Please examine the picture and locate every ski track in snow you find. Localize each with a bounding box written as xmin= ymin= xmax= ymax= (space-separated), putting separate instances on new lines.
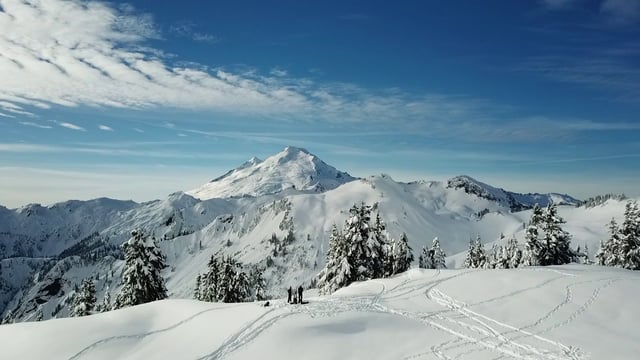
xmin=66 ymin=304 xmax=244 ymax=360
xmin=396 ymin=270 xmax=585 ymax=360
xmin=441 ymin=276 xmax=613 ymax=358
xmin=199 ymin=282 xmax=388 ymax=360
xmin=65 ymin=270 xmax=629 ymax=360
xmin=426 ymin=288 xmax=581 ymax=360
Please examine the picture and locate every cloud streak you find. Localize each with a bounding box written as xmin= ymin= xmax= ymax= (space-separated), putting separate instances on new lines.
xmin=601 ymin=0 xmax=640 ymax=24
xmin=59 ymin=122 xmax=85 ymax=131
xmin=169 ymin=22 xmax=219 ymax=44
xmin=0 ymin=142 xmax=248 ymax=160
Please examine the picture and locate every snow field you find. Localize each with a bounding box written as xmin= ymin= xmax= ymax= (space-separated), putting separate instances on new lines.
xmin=1 ymin=265 xmax=638 ymax=360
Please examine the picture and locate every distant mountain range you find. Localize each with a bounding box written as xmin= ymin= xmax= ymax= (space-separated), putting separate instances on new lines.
xmin=0 ymin=146 xmax=628 ymax=323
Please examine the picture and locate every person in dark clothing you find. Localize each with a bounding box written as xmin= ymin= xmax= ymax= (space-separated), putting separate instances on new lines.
xmin=298 ymin=285 xmax=303 ymax=304
xmin=287 ymin=286 xmax=292 ymax=303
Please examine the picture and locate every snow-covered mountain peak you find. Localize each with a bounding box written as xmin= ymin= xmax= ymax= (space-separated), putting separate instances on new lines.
xmin=187 ymin=146 xmax=356 ymax=200
xmin=447 ymin=175 xmax=580 ymax=211
xmin=240 ymin=156 xmax=263 ymax=169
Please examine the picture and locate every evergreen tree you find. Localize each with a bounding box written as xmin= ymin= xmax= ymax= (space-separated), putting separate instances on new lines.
xmin=521 ymin=204 xmax=544 ymax=266
xmin=463 ymin=238 xmax=475 ymax=268
xmin=317 ymin=204 xmax=392 ymax=294
xmin=217 ymin=256 xmax=250 ymax=303
xmin=71 ymin=278 xmax=96 ymax=317
xmin=344 ymin=204 xmax=385 ymax=280
xmin=538 ymin=203 xmax=574 ymax=265
xmin=194 ymin=274 xmax=202 ymax=300
xmin=200 ymin=255 xmax=221 ymax=302
xmin=464 ymin=234 xmax=487 ymax=268
xmin=418 ymin=244 xmax=431 ymax=269
xmin=317 ymin=224 xmax=351 ymax=294
xmin=618 ymin=201 xmax=640 ymax=270
xmin=505 ymin=236 xmax=522 ymax=269
xmin=391 ymin=232 xmax=414 ymax=274
xmin=100 ymin=287 xmax=111 ymax=312
xmin=248 ymin=265 xmax=267 ymax=301
xmin=113 ymin=230 xmax=168 ymax=309
xmin=431 ymin=237 xmax=447 ymax=269
xmin=599 ymin=201 xmax=640 ymax=270
xmin=493 ymin=245 xmax=510 ymax=269
xmin=597 ymin=218 xmax=622 ymax=266
xmin=197 ymin=254 xmax=255 ymax=303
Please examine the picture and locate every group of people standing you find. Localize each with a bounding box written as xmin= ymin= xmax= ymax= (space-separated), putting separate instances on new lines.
xmin=287 ymin=285 xmax=304 ymax=304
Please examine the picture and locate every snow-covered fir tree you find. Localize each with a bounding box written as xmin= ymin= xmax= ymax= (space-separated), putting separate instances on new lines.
xmin=194 ymin=274 xmax=202 ymax=301
xmin=249 ymin=265 xmax=267 ymax=301
xmin=597 ymin=201 xmax=640 ymax=270
xmin=496 ymin=245 xmax=511 ymax=269
xmin=71 ymin=278 xmax=96 ymax=317
xmin=418 ymin=244 xmax=431 ymax=269
xmin=506 ymin=236 xmax=522 ymax=269
xmin=316 ymin=224 xmax=351 ymax=294
xmin=200 ymin=255 xmax=221 ymax=302
xmin=521 ymin=204 xmax=573 ymax=266
xmin=317 ymin=204 xmax=392 ymax=294
xmin=618 ymin=200 xmax=640 ymax=269
xmin=431 ymin=237 xmax=447 ymax=269
xmin=597 ymin=218 xmax=622 ymax=266
xmin=538 ymin=203 xmax=574 ymax=265
xmin=345 ymin=204 xmax=386 ymax=281
xmin=217 ymin=256 xmax=250 ymax=303
xmin=521 ymin=204 xmax=544 ymax=266
xmin=463 ymin=234 xmax=487 ymax=269
xmin=100 ymin=287 xmax=111 ymax=312
xmin=196 ymin=254 xmax=260 ymax=302
xmin=391 ymin=232 xmax=414 ymax=275
xmin=113 ymin=230 xmax=168 ymax=309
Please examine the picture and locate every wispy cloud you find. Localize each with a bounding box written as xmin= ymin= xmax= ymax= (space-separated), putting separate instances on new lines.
xmin=19 ymin=121 xmax=53 ymax=129
xmin=540 ymin=0 xmax=578 ymax=10
xmin=99 ymin=124 xmax=114 ymax=131
xmin=540 ymin=0 xmax=640 ymax=24
xmin=601 ymin=0 xmax=640 ymax=24
xmin=519 ymin=50 xmax=640 ymax=101
xmin=269 ymin=68 xmax=288 ymax=77
xmin=521 ymin=153 xmax=640 ymax=164
xmin=169 ymin=22 xmax=219 ymax=44
xmin=0 ymin=142 xmax=247 ymax=160
xmin=59 ymin=122 xmax=86 ymax=131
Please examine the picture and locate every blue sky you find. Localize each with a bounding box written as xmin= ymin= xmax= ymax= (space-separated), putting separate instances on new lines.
xmin=0 ymin=0 xmax=639 ymax=207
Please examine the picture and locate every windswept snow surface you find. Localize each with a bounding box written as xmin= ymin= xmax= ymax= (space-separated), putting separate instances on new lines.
xmin=187 ymin=146 xmax=356 ymax=199
xmin=1 ymin=265 xmax=638 ymax=360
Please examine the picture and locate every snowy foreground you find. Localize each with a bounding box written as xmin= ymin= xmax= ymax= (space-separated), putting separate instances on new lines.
xmin=1 ymin=265 xmax=638 ymax=360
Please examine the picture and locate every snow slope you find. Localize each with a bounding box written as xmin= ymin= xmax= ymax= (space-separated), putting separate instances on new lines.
xmin=1 ymin=265 xmax=638 ymax=360
xmin=187 ymin=146 xmax=356 ymax=199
